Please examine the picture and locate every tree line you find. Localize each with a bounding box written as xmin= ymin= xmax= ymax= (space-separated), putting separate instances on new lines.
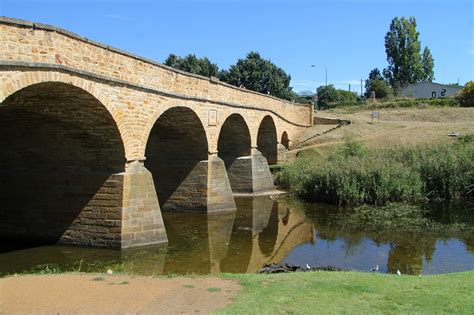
xmin=164 ymin=51 xmax=298 ymax=101
xmin=163 ymin=16 xmax=468 ymax=108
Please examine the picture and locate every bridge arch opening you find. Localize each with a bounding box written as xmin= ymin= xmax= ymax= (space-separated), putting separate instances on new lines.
xmin=257 ymin=115 xmax=278 ymax=165
xmin=281 ymin=131 xmax=289 ymax=149
xmin=145 ymin=107 xmax=209 ymax=212
xmin=217 ymin=114 xmax=251 ymax=165
xmin=217 ymin=114 xmax=252 ymax=192
xmin=0 ymin=82 xmax=126 ymax=248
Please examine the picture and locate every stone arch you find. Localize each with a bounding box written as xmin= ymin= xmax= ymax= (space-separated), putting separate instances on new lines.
xmin=141 ymin=100 xmax=211 ymax=158
xmin=281 ymin=131 xmax=289 ymax=149
xmin=0 ymin=72 xmax=133 ymax=158
xmin=217 ymin=113 xmax=251 ymax=161
xmin=0 ymin=81 xmax=126 ymax=247
xmin=257 ymin=115 xmax=278 ymax=165
xmin=217 ymin=113 xmax=252 ymax=192
xmin=145 ymin=106 xmax=210 ymax=212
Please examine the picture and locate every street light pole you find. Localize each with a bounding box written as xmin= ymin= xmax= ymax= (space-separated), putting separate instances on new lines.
xmin=311 ymin=64 xmax=328 ymax=86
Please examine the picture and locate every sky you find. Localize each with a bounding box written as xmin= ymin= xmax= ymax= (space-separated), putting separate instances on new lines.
xmin=1 ymin=0 xmax=473 ymax=94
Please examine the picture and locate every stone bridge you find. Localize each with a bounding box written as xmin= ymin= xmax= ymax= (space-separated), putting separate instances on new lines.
xmin=0 ymin=17 xmax=312 ymax=249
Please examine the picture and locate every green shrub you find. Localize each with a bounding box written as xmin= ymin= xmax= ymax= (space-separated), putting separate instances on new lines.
xmin=457 ymin=81 xmax=474 ymax=107
xmin=279 ymin=139 xmax=474 ymax=205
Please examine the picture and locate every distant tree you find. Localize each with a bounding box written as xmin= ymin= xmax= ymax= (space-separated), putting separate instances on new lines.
xmin=370 ymin=79 xmax=392 ymax=99
xmin=384 ymin=17 xmax=432 ymax=91
xmin=368 ymin=68 xmax=384 ymax=82
xmin=336 ymin=89 xmax=358 ymax=104
xmin=421 ymin=46 xmax=435 ymax=82
xmin=457 ymin=81 xmax=474 ymax=107
xmin=316 ymin=85 xmax=338 ymax=109
xmin=164 ymin=53 xmax=219 ymax=77
xmin=218 ymin=51 xmax=293 ymax=100
xmin=364 ymin=68 xmax=387 ymax=98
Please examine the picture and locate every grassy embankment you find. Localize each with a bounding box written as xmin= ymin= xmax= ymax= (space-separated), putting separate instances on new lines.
xmin=331 ymin=97 xmax=460 ymax=112
xmin=219 ymin=271 xmax=474 ymax=314
xmin=279 ymin=138 xmax=473 ymax=206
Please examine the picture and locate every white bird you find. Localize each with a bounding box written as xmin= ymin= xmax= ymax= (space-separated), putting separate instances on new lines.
xmin=396 ymin=270 xmax=402 ymax=276
xmin=306 ymin=264 xmax=311 ymax=270
xmin=107 ymin=269 xmax=113 ymax=275
xmin=370 ymin=265 xmax=379 ymax=272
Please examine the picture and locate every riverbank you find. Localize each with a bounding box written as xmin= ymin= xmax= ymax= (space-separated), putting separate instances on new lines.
xmin=289 ymin=107 xmax=474 ymax=159
xmin=1 ymin=271 xmax=473 ymax=314
xmin=279 ymin=140 xmax=473 ymax=205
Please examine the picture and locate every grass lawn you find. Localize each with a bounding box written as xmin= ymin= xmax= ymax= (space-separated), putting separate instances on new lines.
xmin=218 ymin=271 xmax=474 ymax=314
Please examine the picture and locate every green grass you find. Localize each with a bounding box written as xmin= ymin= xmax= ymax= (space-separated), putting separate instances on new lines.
xmin=218 ymin=271 xmax=474 ymax=314
xmin=279 ymin=140 xmax=474 ymax=206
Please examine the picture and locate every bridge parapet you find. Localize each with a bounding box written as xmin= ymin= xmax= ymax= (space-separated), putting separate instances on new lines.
xmin=0 ymin=17 xmax=312 ymax=127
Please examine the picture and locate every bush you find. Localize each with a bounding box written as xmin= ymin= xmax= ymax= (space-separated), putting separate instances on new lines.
xmin=457 ymin=81 xmax=474 ymax=107
xmin=279 ymin=140 xmax=474 ymax=206
xmin=366 ymin=79 xmax=393 ymax=99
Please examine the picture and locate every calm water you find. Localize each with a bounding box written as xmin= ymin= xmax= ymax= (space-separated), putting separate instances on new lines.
xmin=1 ymin=196 xmax=473 ymax=276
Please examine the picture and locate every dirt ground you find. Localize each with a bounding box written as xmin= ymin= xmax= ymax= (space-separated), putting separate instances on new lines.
xmin=0 ymin=274 xmax=242 ymax=314
xmin=289 ymin=107 xmax=474 ymax=158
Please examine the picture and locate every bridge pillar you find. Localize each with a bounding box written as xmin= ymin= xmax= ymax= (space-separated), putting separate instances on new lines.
xmin=226 ymin=148 xmax=275 ymax=193
xmin=121 ymin=161 xmax=168 ymax=249
xmin=159 ymin=153 xmax=236 ymax=213
xmin=277 ymin=142 xmax=287 ymax=164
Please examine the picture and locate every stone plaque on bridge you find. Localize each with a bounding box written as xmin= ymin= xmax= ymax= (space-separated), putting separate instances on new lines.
xmin=208 ymin=109 xmax=218 ymax=126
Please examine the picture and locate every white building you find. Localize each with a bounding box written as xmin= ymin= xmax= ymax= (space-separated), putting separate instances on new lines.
xmin=401 ymin=81 xmax=461 ymax=99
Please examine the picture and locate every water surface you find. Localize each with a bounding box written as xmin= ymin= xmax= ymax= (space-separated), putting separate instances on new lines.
xmin=1 ymin=196 xmax=473 ymax=276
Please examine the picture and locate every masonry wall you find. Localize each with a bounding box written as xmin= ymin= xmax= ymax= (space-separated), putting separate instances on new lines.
xmin=0 ymin=17 xmax=313 ymax=248
xmin=0 ymin=81 xmax=127 ymax=248
xmin=0 ymin=18 xmax=312 ymax=129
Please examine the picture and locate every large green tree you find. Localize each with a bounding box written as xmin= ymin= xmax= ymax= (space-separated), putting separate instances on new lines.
xmin=421 ymin=46 xmax=435 ymax=82
xmin=384 ymin=16 xmax=434 ymax=91
xmin=218 ymin=51 xmax=293 ymax=100
xmin=164 ymin=53 xmax=219 ymax=77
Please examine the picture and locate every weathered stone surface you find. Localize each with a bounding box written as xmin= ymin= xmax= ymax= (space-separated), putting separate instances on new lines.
xmin=0 ymin=17 xmax=311 ymax=249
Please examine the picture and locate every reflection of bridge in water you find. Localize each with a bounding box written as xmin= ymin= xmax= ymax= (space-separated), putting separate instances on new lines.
xmin=121 ymin=196 xmax=314 ymax=275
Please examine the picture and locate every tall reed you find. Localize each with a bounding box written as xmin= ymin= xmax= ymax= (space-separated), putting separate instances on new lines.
xmin=279 ymin=140 xmax=474 ymax=206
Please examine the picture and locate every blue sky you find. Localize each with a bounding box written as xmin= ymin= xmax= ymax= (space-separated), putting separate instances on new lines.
xmin=1 ymin=0 xmax=473 ymax=94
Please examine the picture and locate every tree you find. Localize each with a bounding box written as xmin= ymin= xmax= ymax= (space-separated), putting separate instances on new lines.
xmin=369 ymin=79 xmax=392 ymax=99
xmin=368 ymin=68 xmax=384 ymax=82
xmin=384 ymin=17 xmax=433 ymax=91
xmin=365 ymin=68 xmax=386 ymax=98
xmin=316 ymin=85 xmax=338 ymax=109
xmin=421 ymin=46 xmax=435 ymax=82
xmin=218 ymin=51 xmax=293 ymax=100
xmin=164 ymin=53 xmax=219 ymax=77
xmin=457 ymin=81 xmax=474 ymax=107
xmin=336 ymin=89 xmax=358 ymax=104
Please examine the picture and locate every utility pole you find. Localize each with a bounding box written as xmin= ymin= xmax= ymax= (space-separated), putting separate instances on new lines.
xmin=311 ymin=65 xmax=328 ymax=86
